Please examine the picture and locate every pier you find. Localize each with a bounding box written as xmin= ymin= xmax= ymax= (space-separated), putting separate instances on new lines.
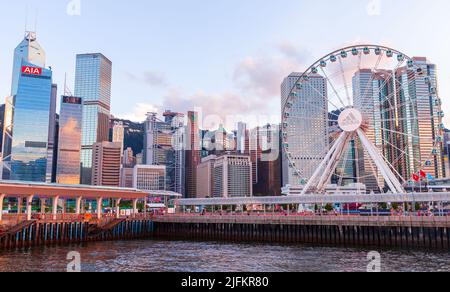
xmin=152 ymin=215 xmax=450 ymax=250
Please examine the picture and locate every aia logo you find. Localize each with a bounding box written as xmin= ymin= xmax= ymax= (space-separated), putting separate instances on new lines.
xmin=22 ymin=66 xmax=42 ymax=75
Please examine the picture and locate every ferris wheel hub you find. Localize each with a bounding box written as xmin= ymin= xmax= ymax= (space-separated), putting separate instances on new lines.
xmin=338 ymin=108 xmax=363 ymax=132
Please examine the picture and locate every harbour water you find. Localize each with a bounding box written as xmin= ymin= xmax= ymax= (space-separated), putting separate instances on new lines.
xmin=0 ymin=240 xmax=449 ymax=272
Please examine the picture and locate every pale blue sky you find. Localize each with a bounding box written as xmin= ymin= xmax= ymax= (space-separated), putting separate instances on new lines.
xmin=1 ymin=0 xmax=449 ymax=127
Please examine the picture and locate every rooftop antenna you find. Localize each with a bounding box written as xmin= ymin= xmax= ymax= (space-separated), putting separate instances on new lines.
xmin=64 ymin=73 xmax=73 ymax=96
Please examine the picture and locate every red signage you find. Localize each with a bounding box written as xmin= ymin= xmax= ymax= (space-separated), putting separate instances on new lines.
xmin=22 ymin=66 xmax=42 ymax=75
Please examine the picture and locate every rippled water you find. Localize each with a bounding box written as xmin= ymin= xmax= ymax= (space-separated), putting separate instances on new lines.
xmin=0 ymin=240 xmax=449 ymax=272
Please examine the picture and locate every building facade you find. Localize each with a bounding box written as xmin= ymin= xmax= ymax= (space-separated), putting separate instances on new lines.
xmin=213 ymin=154 xmax=252 ymax=198
xmin=133 ymin=165 xmax=166 ymax=191
xmin=91 ymin=142 xmax=121 ymax=187
xmin=56 ymin=96 xmax=83 ymax=184
xmin=143 ymin=111 xmax=185 ymax=194
xmin=75 ymin=53 xmax=112 ymax=185
xmin=196 ymin=155 xmax=217 ymax=198
xmin=185 ymin=111 xmax=201 ymax=198
xmin=281 ymin=72 xmax=329 ymax=188
xmin=2 ymin=32 xmax=54 ymax=182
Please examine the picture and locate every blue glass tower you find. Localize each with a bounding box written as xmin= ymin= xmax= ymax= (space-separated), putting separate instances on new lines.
xmin=74 ymin=53 xmax=112 ymax=185
xmin=2 ymin=32 xmax=53 ymax=182
xmin=2 ymin=60 xmax=53 ymax=181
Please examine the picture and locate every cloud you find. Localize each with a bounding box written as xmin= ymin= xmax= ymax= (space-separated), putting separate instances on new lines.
xmin=126 ymin=71 xmax=168 ymax=88
xmin=233 ymin=43 xmax=309 ymax=98
xmin=119 ymin=102 xmax=160 ymax=122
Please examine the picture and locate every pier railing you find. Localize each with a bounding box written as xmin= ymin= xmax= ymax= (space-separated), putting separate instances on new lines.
xmin=152 ymin=214 xmax=450 ymax=228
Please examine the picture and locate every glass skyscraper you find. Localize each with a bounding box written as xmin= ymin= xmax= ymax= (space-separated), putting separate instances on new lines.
xmin=74 ymin=53 xmax=112 ymax=185
xmin=1 ymin=32 xmax=53 ymax=182
xmin=56 ymin=96 xmax=83 ymax=184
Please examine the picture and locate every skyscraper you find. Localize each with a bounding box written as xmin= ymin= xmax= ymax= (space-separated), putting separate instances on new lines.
xmin=143 ymin=111 xmax=185 ymax=194
xmin=91 ymin=142 xmax=121 ymax=187
xmin=251 ymin=124 xmax=282 ymax=196
xmin=396 ymin=57 xmax=446 ymax=180
xmin=75 ymin=53 xmax=112 ymax=185
xmin=280 ymin=73 xmax=329 ymax=188
xmin=46 ymin=84 xmax=58 ymax=183
xmin=213 ymin=154 xmax=253 ymax=198
xmin=133 ymin=165 xmax=166 ymax=191
xmin=185 ymin=111 xmax=201 ymax=198
xmin=56 ymin=96 xmax=83 ymax=184
xmin=2 ymin=32 xmax=53 ymax=182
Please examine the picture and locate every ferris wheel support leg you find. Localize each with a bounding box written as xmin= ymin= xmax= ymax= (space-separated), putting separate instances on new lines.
xmin=356 ymin=129 xmax=405 ymax=194
xmin=316 ymin=133 xmax=353 ymax=192
xmin=301 ymin=132 xmax=348 ymax=196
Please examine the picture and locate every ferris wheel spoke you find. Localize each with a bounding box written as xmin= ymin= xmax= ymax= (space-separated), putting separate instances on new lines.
xmin=382 ymin=139 xmax=424 ymax=170
xmin=338 ymin=57 xmax=352 ymax=107
xmin=319 ymin=66 xmax=347 ymax=109
xmin=379 ymin=127 xmax=422 ymax=141
xmin=362 ymin=146 xmax=384 ymax=193
xmin=358 ymin=53 xmax=384 ymax=110
xmin=336 ymin=137 xmax=353 ymax=189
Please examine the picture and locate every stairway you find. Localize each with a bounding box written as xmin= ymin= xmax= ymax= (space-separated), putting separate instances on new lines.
xmin=88 ymin=218 xmax=126 ymax=239
xmin=0 ymin=220 xmax=36 ymax=240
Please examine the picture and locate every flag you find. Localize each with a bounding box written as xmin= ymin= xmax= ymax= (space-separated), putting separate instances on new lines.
xmin=427 ymin=173 xmax=434 ymax=181
xmin=412 ymin=173 xmax=420 ymax=182
xmin=420 ymin=170 xmax=427 ymax=178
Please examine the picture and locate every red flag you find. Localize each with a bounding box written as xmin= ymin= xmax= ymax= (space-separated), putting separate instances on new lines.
xmin=412 ymin=173 xmax=420 ymax=182
xmin=420 ymin=170 xmax=427 ymax=178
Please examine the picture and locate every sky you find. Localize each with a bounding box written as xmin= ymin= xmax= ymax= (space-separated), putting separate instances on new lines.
xmin=1 ymin=0 xmax=450 ymax=129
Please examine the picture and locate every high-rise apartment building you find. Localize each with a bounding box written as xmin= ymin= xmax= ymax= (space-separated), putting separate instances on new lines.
xmin=75 ymin=53 xmax=112 ymax=185
xmin=91 ymin=142 xmax=121 ymax=187
xmin=280 ymin=73 xmax=329 ymax=188
xmin=133 ymin=165 xmax=166 ymax=191
xmin=213 ymin=154 xmax=252 ymax=198
xmin=185 ymin=111 xmax=201 ymax=198
xmin=56 ymin=96 xmax=83 ymax=184
xmin=2 ymin=32 xmax=53 ymax=182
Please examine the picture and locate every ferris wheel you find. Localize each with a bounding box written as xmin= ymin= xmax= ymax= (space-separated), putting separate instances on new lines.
xmin=281 ymin=45 xmax=445 ymax=195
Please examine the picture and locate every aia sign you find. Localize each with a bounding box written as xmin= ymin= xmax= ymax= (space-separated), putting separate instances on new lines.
xmin=22 ymin=66 xmax=42 ymax=75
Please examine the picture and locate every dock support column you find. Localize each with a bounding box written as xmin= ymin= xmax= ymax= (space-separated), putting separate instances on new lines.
xmin=75 ymin=197 xmax=82 ymax=215
xmin=0 ymin=194 xmax=5 ymax=221
xmin=115 ymin=198 xmax=122 ymax=219
xmin=40 ymin=198 xmax=46 ymax=214
xmin=17 ymin=197 xmax=22 ymax=215
xmin=132 ymin=198 xmax=138 ymax=217
xmin=52 ymin=196 xmax=60 ymax=220
xmin=97 ymin=198 xmax=103 ymax=220
xmin=26 ymin=195 xmax=33 ymax=221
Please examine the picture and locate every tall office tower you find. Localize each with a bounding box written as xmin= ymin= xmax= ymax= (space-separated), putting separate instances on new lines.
xmin=280 ymin=73 xmax=329 ymax=188
xmin=353 ymin=69 xmax=393 ymax=191
xmin=91 ymin=142 xmax=121 ymax=187
xmin=251 ymin=124 xmax=282 ymax=196
xmin=0 ymin=104 xmax=5 ymax=155
xmin=143 ymin=111 xmax=185 ymax=194
xmin=46 ymin=84 xmax=58 ymax=183
xmin=213 ymin=154 xmax=253 ymax=198
xmin=56 ymin=96 xmax=83 ymax=184
xmin=196 ymin=155 xmax=217 ymax=198
xmin=112 ymin=121 xmax=125 ymax=153
xmin=75 ymin=53 xmax=112 ymax=185
xmin=396 ymin=57 xmax=446 ymax=179
xmin=2 ymin=32 xmax=53 ymax=182
xmin=185 ymin=111 xmax=201 ymax=198
xmin=133 ymin=165 xmax=166 ymax=191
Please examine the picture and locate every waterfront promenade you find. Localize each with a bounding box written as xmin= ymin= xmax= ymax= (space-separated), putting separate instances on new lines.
xmin=2 ymin=213 xmax=449 ymax=250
